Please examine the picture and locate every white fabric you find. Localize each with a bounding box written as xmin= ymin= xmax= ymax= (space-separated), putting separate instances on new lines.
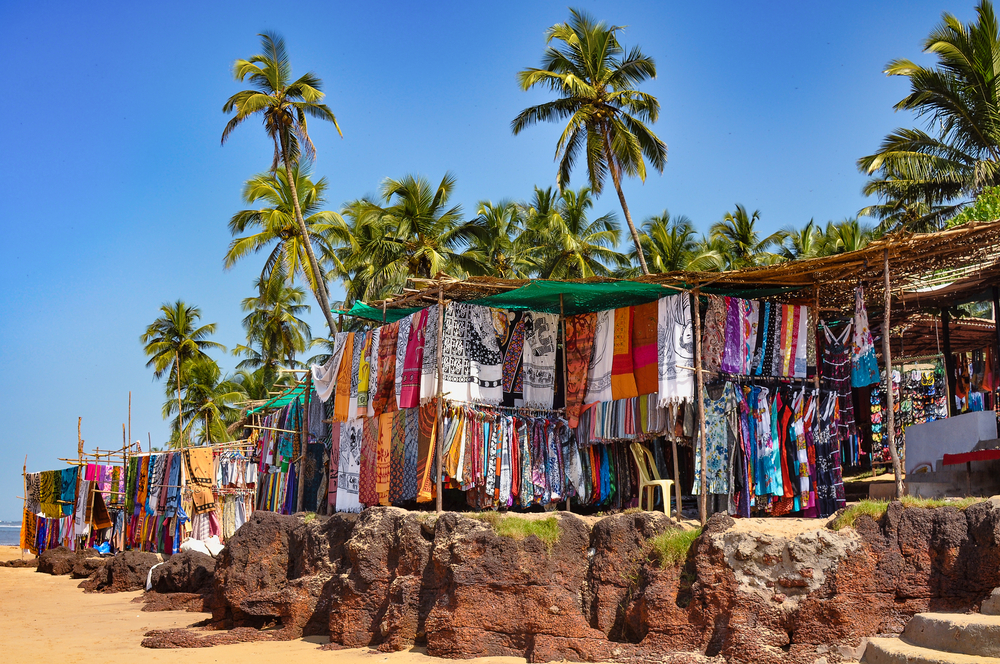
xmin=336 ymin=420 xmax=363 ymax=513
xmin=420 ymin=304 xmax=440 ymax=403
xmin=469 ymin=305 xmax=503 ymax=404
xmin=522 ymin=311 xmax=559 ymax=408
xmin=367 ymin=327 xmax=381 ymax=417
xmin=311 ymin=332 xmax=349 ymax=402
xmin=794 ymin=306 xmax=809 ymax=378
xmin=657 ymin=294 xmax=694 ymax=404
xmin=440 ymin=302 xmax=473 ymax=402
xmin=394 ymin=315 xmax=412 ymax=401
xmin=584 ymin=309 xmax=614 ymax=404
xmin=146 ymin=561 xmax=166 ymax=590
xmin=203 ymin=535 xmax=224 ymax=557
xmin=180 ymin=539 xmax=211 ymax=556
xmin=348 ymin=332 xmax=364 ymax=421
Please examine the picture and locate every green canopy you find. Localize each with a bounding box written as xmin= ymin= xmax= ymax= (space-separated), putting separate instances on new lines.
xmin=248 ymin=383 xmax=306 ymax=415
xmin=341 ymin=301 xmax=423 ymax=323
xmin=467 ymin=280 xmax=678 ymax=315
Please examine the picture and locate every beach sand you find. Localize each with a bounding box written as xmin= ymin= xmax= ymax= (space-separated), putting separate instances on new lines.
xmin=0 ymin=546 xmax=527 ymax=664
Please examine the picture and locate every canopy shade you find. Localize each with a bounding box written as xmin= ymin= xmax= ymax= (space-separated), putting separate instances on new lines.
xmin=247 ymin=382 xmax=306 ymax=415
xmin=467 ymin=280 xmax=680 ymax=315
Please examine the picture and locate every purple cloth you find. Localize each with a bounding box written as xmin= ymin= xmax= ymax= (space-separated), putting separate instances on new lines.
xmin=720 ymin=296 xmax=742 ymax=374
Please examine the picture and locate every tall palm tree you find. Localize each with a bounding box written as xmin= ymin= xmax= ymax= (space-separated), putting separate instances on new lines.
xmin=140 ymin=301 xmax=225 ymax=447
xmin=529 ymin=186 xmax=630 ymax=278
xmin=464 ymin=200 xmax=536 ymax=278
xmin=820 ymin=218 xmax=873 ymax=255
xmin=233 ymin=271 xmax=313 ymax=374
xmin=225 ymin=165 xmax=350 ymax=293
xmin=632 ymin=210 xmax=699 ymax=272
xmin=339 ymin=173 xmax=480 ymax=302
xmin=513 ymin=9 xmax=668 ymax=275
xmin=858 ymin=1 xmax=1000 ymax=232
xmin=709 ymin=204 xmax=784 ymax=270
xmin=164 ymin=359 xmax=245 ymax=446
xmin=780 ymin=219 xmax=823 ymax=260
xmin=222 ymin=32 xmax=342 ymax=334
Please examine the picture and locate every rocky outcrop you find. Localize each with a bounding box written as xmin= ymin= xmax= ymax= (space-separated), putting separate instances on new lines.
xmin=139 ymin=499 xmax=1000 ymax=663
xmin=37 ymin=547 xmax=102 ymax=576
xmin=138 ymin=550 xmax=217 ymax=613
xmin=80 ymin=550 xmax=159 ymax=593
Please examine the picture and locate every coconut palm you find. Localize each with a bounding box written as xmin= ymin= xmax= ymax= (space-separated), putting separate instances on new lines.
xmin=141 ymin=301 xmax=225 ymax=447
xmin=339 ymin=173 xmax=481 ymax=302
xmin=222 ymin=32 xmax=342 ymax=334
xmin=780 ymin=220 xmax=823 ymax=260
xmin=164 ymin=359 xmax=245 ymax=446
xmin=709 ymin=205 xmax=784 ymax=270
xmin=820 ymin=218 xmax=873 ymax=255
xmin=513 ymin=9 xmax=667 ymax=275
xmin=530 ymin=186 xmax=630 ymax=278
xmin=233 ymin=270 xmax=312 ymax=374
xmin=858 ymin=1 xmax=1000 ymax=232
xmin=631 ymin=210 xmax=699 ymax=273
xmin=464 ymin=200 xmax=536 ymax=278
xmin=225 ymin=165 xmax=350 ymax=293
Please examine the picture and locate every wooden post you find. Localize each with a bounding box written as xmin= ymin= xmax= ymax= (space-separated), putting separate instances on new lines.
xmin=435 ymin=286 xmax=445 ymax=513
xmin=670 ymin=404 xmax=683 ymax=522
xmin=813 ymin=285 xmax=821 ymax=390
xmin=296 ymin=374 xmax=310 ymax=513
xmin=128 ymin=391 xmax=131 ymax=455
xmin=882 ymin=250 xmax=903 ymax=499
xmin=942 ymin=309 xmax=956 ymax=417
xmin=75 ymin=417 xmax=83 ymax=549
xmin=21 ymin=455 xmax=27 ymax=558
xmin=560 ymin=294 xmax=571 ymax=512
xmin=691 ymin=289 xmax=709 ymax=525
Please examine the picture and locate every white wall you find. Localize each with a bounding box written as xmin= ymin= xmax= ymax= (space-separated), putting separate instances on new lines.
xmin=905 ymin=410 xmax=997 ymax=474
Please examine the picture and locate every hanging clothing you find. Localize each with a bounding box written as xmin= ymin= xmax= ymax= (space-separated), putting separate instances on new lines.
xmin=701 ymin=294 xmax=726 ymax=373
xmin=631 ymin=301 xmax=658 ymax=396
xmin=585 ymin=309 xmax=614 ymax=404
xmin=395 ymin=315 xmax=412 ymax=403
xmin=851 ymin=286 xmax=880 ymax=387
xmin=334 ymin=333 xmax=355 ymax=422
xmin=400 ymin=309 xmax=428 ymax=409
xmin=336 ymin=420 xmax=363 ymax=513
xmin=469 ymin=305 xmax=503 ymax=404
xmin=373 ymin=321 xmax=399 ymax=416
xmin=495 ymin=309 xmax=526 ymax=407
xmin=694 ymin=382 xmax=735 ymax=495
xmin=565 ymin=313 xmax=597 ymax=428
xmin=311 ymin=332 xmax=349 ymax=403
xmin=657 ymin=294 xmax=695 ymax=403
xmin=523 ymin=311 xmax=559 ymax=408
xmin=420 ymin=305 xmax=440 ymax=404
xmin=610 ymin=307 xmax=639 ymax=400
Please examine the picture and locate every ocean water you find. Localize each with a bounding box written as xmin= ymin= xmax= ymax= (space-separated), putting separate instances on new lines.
xmin=0 ymin=526 xmax=22 ymax=546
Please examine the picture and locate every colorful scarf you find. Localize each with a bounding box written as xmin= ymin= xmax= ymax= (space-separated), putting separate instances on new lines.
xmin=494 ymin=309 xmax=525 ymax=407
xmin=388 ymin=410 xmax=407 ymax=504
xmin=367 ymin=327 xmax=381 ymax=417
xmin=376 ymin=412 xmax=394 ymax=505
xmin=565 ymin=313 xmax=597 ymax=428
xmin=400 ymin=309 xmax=427 ymax=408
xmin=416 ymin=401 xmax=438 ymax=503
xmin=420 ymin=305 xmax=440 ymax=404
xmin=468 ymin=304 xmax=503 ymax=404
xmin=632 ymin=301 xmax=658 ymax=396
xmin=334 ymin=332 xmax=354 ymax=422
xmin=701 ymin=294 xmax=726 ymax=373
xmin=373 ymin=321 xmax=399 ymax=416
xmin=356 ymin=331 xmax=373 ymax=418
xmin=610 ymin=307 xmax=639 ymax=400
xmin=522 ymin=311 xmax=559 ymax=408
xmin=585 ymin=309 xmax=614 ymax=404
xmin=359 ymin=415 xmax=379 ymax=506
xmin=395 ymin=315 xmax=412 ymax=402
xmin=403 ymin=406 xmax=420 ymax=501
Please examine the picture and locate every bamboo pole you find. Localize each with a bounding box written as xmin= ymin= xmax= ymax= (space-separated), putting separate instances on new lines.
xmin=813 ymin=285 xmax=821 ymax=391
xmin=691 ymin=289 xmax=709 ymax=525
xmin=21 ymin=455 xmax=27 ymax=558
xmin=75 ymin=417 xmax=83 ymax=548
xmin=669 ymin=404 xmax=682 ymax=522
xmin=435 ymin=286 xmax=445 ymax=513
xmin=560 ymin=294 xmax=570 ymax=512
xmin=882 ymin=250 xmax=903 ymax=499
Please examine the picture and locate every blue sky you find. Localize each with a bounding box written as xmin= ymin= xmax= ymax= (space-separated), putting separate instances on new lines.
xmin=0 ymin=0 xmax=973 ymax=519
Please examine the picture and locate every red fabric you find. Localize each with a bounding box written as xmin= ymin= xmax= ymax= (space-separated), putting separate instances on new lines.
xmin=942 ymin=449 xmax=1000 ymax=465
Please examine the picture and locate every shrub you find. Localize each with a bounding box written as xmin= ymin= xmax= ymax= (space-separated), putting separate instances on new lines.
xmin=649 ymin=527 xmax=701 ymax=568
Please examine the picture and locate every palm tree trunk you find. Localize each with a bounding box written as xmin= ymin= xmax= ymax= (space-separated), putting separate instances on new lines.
xmin=278 ymin=132 xmax=340 ymax=336
xmin=605 ymin=150 xmax=651 ymax=275
xmin=176 ymin=351 xmax=184 ymax=448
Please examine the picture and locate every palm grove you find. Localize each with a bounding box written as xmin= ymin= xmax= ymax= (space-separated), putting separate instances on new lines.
xmin=143 ymin=4 xmax=1000 ymax=447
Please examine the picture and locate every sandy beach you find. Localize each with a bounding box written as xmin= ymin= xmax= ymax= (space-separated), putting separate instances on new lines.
xmin=0 ymin=546 xmax=527 ymax=664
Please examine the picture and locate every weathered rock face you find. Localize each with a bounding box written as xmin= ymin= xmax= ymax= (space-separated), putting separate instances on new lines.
xmin=139 ymin=499 xmax=1000 ymax=663
xmin=151 ymin=550 xmax=215 ymax=594
xmin=37 ymin=547 xmax=102 ymax=576
xmin=80 ymin=550 xmax=159 ymax=593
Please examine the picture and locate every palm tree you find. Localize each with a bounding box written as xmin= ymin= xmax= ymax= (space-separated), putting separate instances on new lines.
xmin=164 ymin=359 xmax=245 ymax=446
xmin=224 ymin=165 xmax=350 ymax=293
xmin=513 ymin=9 xmax=667 ymax=275
xmin=529 ymin=186 xmax=630 ymax=278
xmin=857 ymin=1 xmax=1000 ymax=232
xmin=140 ymin=301 xmax=225 ymax=447
xmin=709 ymin=204 xmax=784 ymax=270
xmin=464 ymin=200 xmax=536 ymax=278
xmin=222 ymin=32 xmax=342 ymax=334
xmin=632 ymin=210 xmax=699 ymax=272
xmin=234 ymin=271 xmax=313 ymax=375
xmin=780 ymin=219 xmax=823 ymax=260
xmin=820 ymin=218 xmax=873 ymax=255
xmin=339 ymin=173 xmax=480 ymax=302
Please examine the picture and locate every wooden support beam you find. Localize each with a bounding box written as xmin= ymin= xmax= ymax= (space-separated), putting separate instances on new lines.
xmin=691 ymin=289 xmax=709 ymax=525
xmin=882 ymin=249 xmax=904 ymax=499
xmin=435 ymin=286 xmax=445 ymax=514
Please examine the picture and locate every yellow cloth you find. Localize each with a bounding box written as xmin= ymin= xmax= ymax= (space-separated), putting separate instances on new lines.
xmin=357 ymin=332 xmax=372 ymax=418
xmin=334 ymin=333 xmax=354 ymax=422
xmin=376 ymin=412 xmax=393 ymax=505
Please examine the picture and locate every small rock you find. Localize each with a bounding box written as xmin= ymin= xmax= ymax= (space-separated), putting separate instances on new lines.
xmin=549 ymin=605 xmax=560 ymax=614
xmin=771 ymin=593 xmax=786 ymax=603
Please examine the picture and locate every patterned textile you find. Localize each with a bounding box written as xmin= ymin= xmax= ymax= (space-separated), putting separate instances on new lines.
xmin=820 ymin=321 xmax=856 ymax=446
xmin=523 ymin=311 xmax=559 ymax=408
xmin=401 ymin=309 xmax=427 ymax=408
xmin=584 ymin=309 xmax=614 ymax=404
xmin=420 ymin=305 xmax=440 ymax=403
xmin=701 ymin=295 xmax=726 ymax=373
xmin=328 ymin=423 xmax=340 ymax=508
xmin=334 ymin=333 xmax=354 ymax=422
xmin=350 ymin=331 xmax=365 ymax=419
xmin=416 ymin=402 xmax=438 ymax=503
xmin=25 ymin=473 xmax=40 ymax=515
xmin=743 ymin=300 xmax=759 ymax=374
xmin=336 ymin=420 xmax=362 ymax=512
xmin=356 ymin=331 xmax=373 ymax=418
xmin=359 ymin=416 xmax=379 ymax=506
xmin=60 ymin=466 xmax=78 ymax=517
xmin=631 ymin=302 xmax=658 ymax=396
xmin=311 ymin=332 xmax=349 ymax=402
xmin=851 ymin=286 xmax=880 ymax=387
xmin=376 ymin=412 xmax=393 ymax=505
xmin=388 ymin=410 xmax=407 ymax=503
xmin=373 ymin=321 xmax=399 ymax=416
xmin=367 ymin=327 xmax=381 ymax=417
xmin=441 ymin=302 xmax=473 ymax=402
xmin=403 ymin=407 xmax=419 ymax=500
xmin=770 ymin=305 xmax=784 ymax=377
xmin=565 ymin=313 xmax=597 ymax=428
xmin=720 ymin=297 xmax=743 ymax=375
xmin=610 ymin=307 xmax=639 ymax=400
xmin=185 ymin=448 xmax=215 ymax=515
xmin=468 ymin=304 xmax=503 ymax=404
xmin=657 ymin=294 xmax=695 ymax=403
xmin=395 ymin=315 xmax=411 ymax=401
xmin=494 ymin=309 xmax=525 ymax=407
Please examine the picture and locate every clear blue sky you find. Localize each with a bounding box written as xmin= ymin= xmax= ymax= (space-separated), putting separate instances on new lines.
xmin=0 ymin=0 xmax=972 ymax=519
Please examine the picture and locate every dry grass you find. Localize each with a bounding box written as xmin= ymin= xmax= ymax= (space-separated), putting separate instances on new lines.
xmin=830 ymin=496 xmax=986 ymax=530
xmin=470 ymin=513 xmax=562 ymax=548
xmin=649 ymin=528 xmax=702 ymax=568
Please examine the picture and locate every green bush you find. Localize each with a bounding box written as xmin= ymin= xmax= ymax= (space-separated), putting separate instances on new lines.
xmin=649 ymin=527 xmax=702 ymax=568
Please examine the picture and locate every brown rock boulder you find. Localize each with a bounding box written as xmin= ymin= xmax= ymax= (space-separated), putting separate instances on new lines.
xmin=151 ymin=550 xmax=215 ymax=594
xmin=79 ymin=550 xmax=160 ymax=592
xmin=71 ymin=555 xmax=108 ymax=579
xmin=37 ymin=546 xmax=78 ymax=575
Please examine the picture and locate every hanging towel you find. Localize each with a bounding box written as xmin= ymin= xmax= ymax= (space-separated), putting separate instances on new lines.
xmin=565 ymin=313 xmax=597 ymax=428
xmin=610 ymin=307 xmax=639 ymax=400
xmin=585 ymin=309 xmax=614 ymax=404
xmin=468 ymin=304 xmax=503 ymax=404
xmin=523 ymin=311 xmax=559 ymax=408
xmin=495 ymin=309 xmax=525 ymax=407
xmin=311 ymin=332 xmax=349 ymax=402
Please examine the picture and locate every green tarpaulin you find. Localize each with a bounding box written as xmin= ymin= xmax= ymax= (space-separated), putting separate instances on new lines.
xmin=467 ymin=280 xmax=678 ymax=315
xmin=248 ymin=383 xmax=307 ymax=415
xmin=341 ymin=301 xmax=422 ymax=323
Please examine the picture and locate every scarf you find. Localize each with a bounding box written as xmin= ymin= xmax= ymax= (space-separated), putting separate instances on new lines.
xmin=356 ymin=331 xmax=373 ymax=418
xmin=388 ymin=410 xmax=407 ymax=504
xmin=334 ymin=333 xmax=354 ymax=422
xmin=336 ymin=420 xmax=363 ymax=513
xmin=311 ymin=332 xmax=349 ymax=402
xmin=565 ymin=313 xmax=597 ymax=428
xmin=495 ymin=309 xmax=525 ymax=407
xmin=400 ymin=309 xmax=427 ymax=408
xmin=359 ymin=415 xmax=379 ymax=506
xmin=631 ymin=301 xmax=658 ymax=396
xmin=184 ymin=448 xmax=216 ymax=515
xmin=376 ymin=412 xmax=394 ymax=505
xmin=468 ymin=304 xmax=503 ymax=404
xmin=367 ymin=327 xmax=381 ymax=417
xmin=349 ymin=330 xmax=364 ymax=419
xmin=403 ymin=406 xmax=420 ymax=501
xmin=373 ymin=322 xmax=399 ymax=416
xmin=523 ymin=311 xmax=559 ymax=408
xmin=584 ymin=309 xmax=614 ymax=404
xmin=328 ymin=423 xmax=340 ymax=508
xmin=60 ymin=466 xmax=78 ymax=517
xmin=416 ymin=401 xmax=438 ymax=503
xmin=701 ymin=294 xmax=726 ymax=373
xmin=441 ymin=302 xmax=473 ymax=402
xmin=420 ymin=305 xmax=440 ymax=404
xmin=395 ymin=315 xmax=412 ymax=402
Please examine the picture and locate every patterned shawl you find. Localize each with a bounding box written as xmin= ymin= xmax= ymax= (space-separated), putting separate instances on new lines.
xmin=400 ymin=309 xmax=427 ymax=408
xmin=395 ymin=315 xmax=412 ymax=401
xmin=468 ymin=304 xmax=503 ymax=404
xmin=349 ymin=331 xmax=365 ymax=419
xmin=565 ymin=313 xmax=597 ymax=428
xmin=356 ymin=331 xmax=373 ymax=418
xmin=522 ymin=311 xmax=559 ymax=408
xmin=441 ymin=302 xmax=473 ymax=402
xmin=494 ymin=309 xmax=525 ymax=407
xmin=610 ymin=307 xmax=639 ymax=400
xmin=416 ymin=402 xmax=437 ymax=503
xmin=631 ymin=301 xmax=658 ymax=396
xmin=334 ymin=333 xmax=354 ymax=422
xmin=358 ymin=415 xmax=379 ymax=506
xmin=327 ymin=423 xmax=340 ymax=508
xmin=403 ymin=407 xmax=419 ymax=500
xmin=657 ymin=293 xmax=695 ymax=404
xmin=336 ymin=420 xmax=362 ymax=513
xmin=367 ymin=327 xmax=381 ymax=417
xmin=376 ymin=412 xmax=394 ymax=505
xmin=373 ymin=321 xmax=399 ymax=416
xmin=584 ymin=309 xmax=614 ymax=404
xmin=701 ymin=294 xmax=726 ymax=373
xmin=420 ymin=305 xmax=440 ymax=404
xmin=388 ymin=410 xmax=407 ymax=504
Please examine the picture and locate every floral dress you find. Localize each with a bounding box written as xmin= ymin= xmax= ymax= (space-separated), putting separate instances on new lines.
xmin=694 ymin=381 xmax=736 ymax=495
